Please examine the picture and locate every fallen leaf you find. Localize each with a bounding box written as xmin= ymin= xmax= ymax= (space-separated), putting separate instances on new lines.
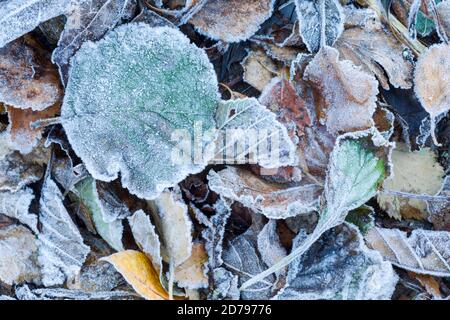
xmin=436 ymin=1 xmax=450 ymax=37
xmin=174 ymin=242 xmax=208 ymax=289
xmin=52 ymin=0 xmax=137 ymax=84
xmin=365 ymin=227 xmax=450 ymax=277
xmin=295 ymin=0 xmax=344 ymax=53
xmin=208 ymin=166 xmax=321 ymax=219
xmin=414 ymin=43 xmax=450 ymax=145
xmin=0 ymin=38 xmax=63 ymax=110
xmin=101 ymin=250 xmax=170 ymax=300
xmin=428 ymin=176 xmax=450 ymax=231
xmin=410 ymin=272 xmax=442 ymax=298
xmin=6 ymin=103 xmax=60 ymax=154
xmin=61 ymin=23 xmax=219 ymax=200
xmin=38 ymin=175 xmax=90 ymax=286
xmin=0 ymin=187 xmax=37 ymax=233
xmin=189 ymin=0 xmax=276 ymax=42
xmin=274 ymin=223 xmax=398 ymax=300
xmin=303 ymin=46 xmax=378 ymax=134
xmin=242 ymin=49 xmax=280 ymax=91
xmin=0 ymin=225 xmax=40 ymax=285
xmin=378 ymin=144 xmax=445 ymax=220
xmin=213 ymin=97 xmax=297 ymax=168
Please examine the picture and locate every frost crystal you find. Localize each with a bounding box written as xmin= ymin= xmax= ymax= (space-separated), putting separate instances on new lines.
xmin=0 ymin=187 xmax=37 ymax=233
xmin=38 ymin=175 xmax=90 ymax=286
xmin=61 ymin=23 xmax=219 ymax=200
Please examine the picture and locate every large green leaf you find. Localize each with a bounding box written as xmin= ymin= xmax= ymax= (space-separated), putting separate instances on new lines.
xmin=61 ymin=23 xmax=219 ymax=200
xmin=240 ymin=137 xmax=386 ymax=290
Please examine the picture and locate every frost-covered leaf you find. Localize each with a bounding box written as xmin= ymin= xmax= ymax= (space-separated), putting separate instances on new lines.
xmin=208 ymin=167 xmax=321 ymax=219
xmin=241 ymin=136 xmax=387 ymax=290
xmin=257 ymin=220 xmax=287 ymax=278
xmin=0 ymin=225 xmax=40 ymax=285
xmin=0 ymin=0 xmax=71 ymax=48
xmin=365 ymin=227 xmax=450 ymax=277
xmin=6 ymin=103 xmax=60 ymax=154
xmin=242 ymin=49 xmax=280 ymax=92
xmin=303 ymin=46 xmax=378 ymax=134
xmin=209 ymin=267 xmax=240 ymax=300
xmin=274 ymin=224 xmax=398 ymax=300
xmin=428 ymin=176 xmax=450 ymax=230
xmin=378 ymin=144 xmax=445 ymax=220
xmin=71 ymin=176 xmax=124 ymax=251
xmin=0 ymin=144 xmax=50 ymax=192
xmin=15 ymin=284 xmax=138 ymax=300
xmin=189 ymin=0 xmax=276 ymax=42
xmin=61 ymin=23 xmax=219 ymax=200
xmin=0 ymin=39 xmax=63 ymax=110
xmin=336 ymin=7 xmax=413 ymax=90
xmin=52 ymin=0 xmax=137 ymax=84
xmin=414 ymin=43 xmax=450 ymax=145
xmin=0 ymin=188 xmax=37 ymax=233
xmin=294 ymin=0 xmax=344 ymax=53
xmin=101 ymin=250 xmax=170 ymax=300
xmin=174 ymin=242 xmax=208 ymax=289
xmin=149 ymin=188 xmax=193 ymax=267
xmin=437 ymin=1 xmax=450 ymax=36
xmin=213 ymin=98 xmax=297 ymax=168
xmin=128 ymin=209 xmax=162 ymax=272
xmin=38 ymin=175 xmax=90 ymax=286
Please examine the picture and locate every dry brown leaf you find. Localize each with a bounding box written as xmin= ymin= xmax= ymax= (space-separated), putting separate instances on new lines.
xmin=208 ymin=166 xmax=321 ymax=219
xmin=242 ymin=49 xmax=280 ymax=91
xmin=101 ymin=250 xmax=170 ymax=300
xmin=336 ymin=8 xmax=413 ymax=90
xmin=378 ymin=144 xmax=445 ymax=220
xmin=0 ymin=38 xmax=63 ymax=111
xmin=6 ymin=103 xmax=60 ymax=154
xmin=365 ymin=227 xmax=450 ymax=277
xmin=303 ymin=46 xmax=378 ymax=134
xmin=409 ymin=272 xmax=442 ymax=299
xmin=189 ymin=0 xmax=275 ymax=42
xmin=174 ymin=242 xmax=208 ymax=290
xmin=414 ymin=43 xmax=450 ymax=145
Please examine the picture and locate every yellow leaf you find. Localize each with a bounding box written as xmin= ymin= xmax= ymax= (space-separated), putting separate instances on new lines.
xmin=102 ymin=250 xmax=170 ymax=300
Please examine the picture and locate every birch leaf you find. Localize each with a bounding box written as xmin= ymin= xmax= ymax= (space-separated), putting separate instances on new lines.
xmin=0 ymin=39 xmax=63 ymax=111
xmin=52 ymin=0 xmax=137 ymax=85
xmin=61 ymin=23 xmax=219 ymax=200
xmin=0 ymin=188 xmax=37 ymax=233
xmin=149 ymin=188 xmax=193 ymax=267
xmin=189 ymin=0 xmax=276 ymax=43
xmin=377 ymin=144 xmax=444 ymax=220
xmin=207 ymin=167 xmax=321 ymax=219
xmin=0 ymin=0 xmax=71 ymax=48
xmin=241 ymin=136 xmax=386 ymax=290
xmin=101 ymin=250 xmax=169 ymax=300
xmin=295 ymin=0 xmax=344 ymax=53
xmin=303 ymin=46 xmax=378 ymax=134
xmin=38 ymin=175 xmax=90 ymax=286
xmin=365 ymin=227 xmax=450 ymax=277
xmin=127 ymin=210 xmax=162 ymax=272
xmin=213 ymin=98 xmax=297 ymax=168
xmin=0 ymin=225 xmax=40 ymax=285
xmin=71 ymin=176 xmax=124 ymax=252
xmin=274 ymin=224 xmax=398 ymax=300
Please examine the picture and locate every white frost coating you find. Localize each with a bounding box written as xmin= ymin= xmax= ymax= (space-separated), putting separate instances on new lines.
xmin=213 ymin=98 xmax=297 ymax=168
xmin=274 ymin=223 xmax=398 ymax=300
xmin=0 ymin=0 xmax=72 ymax=48
xmin=61 ymin=23 xmax=219 ymax=200
xmin=38 ymin=175 xmax=90 ymax=286
xmin=0 ymin=187 xmax=38 ymax=233
xmin=295 ymin=0 xmax=344 ymax=53
xmin=366 ymin=227 xmax=450 ymax=277
xmin=257 ymin=220 xmax=287 ymax=277
xmin=189 ymin=0 xmax=276 ymax=43
xmin=150 ymin=187 xmax=193 ymax=267
xmin=128 ymin=209 xmax=162 ymax=271
xmin=207 ymin=167 xmax=321 ymax=219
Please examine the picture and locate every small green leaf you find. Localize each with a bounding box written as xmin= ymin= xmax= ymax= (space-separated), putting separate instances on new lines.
xmin=240 ymin=137 xmax=386 ymax=291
